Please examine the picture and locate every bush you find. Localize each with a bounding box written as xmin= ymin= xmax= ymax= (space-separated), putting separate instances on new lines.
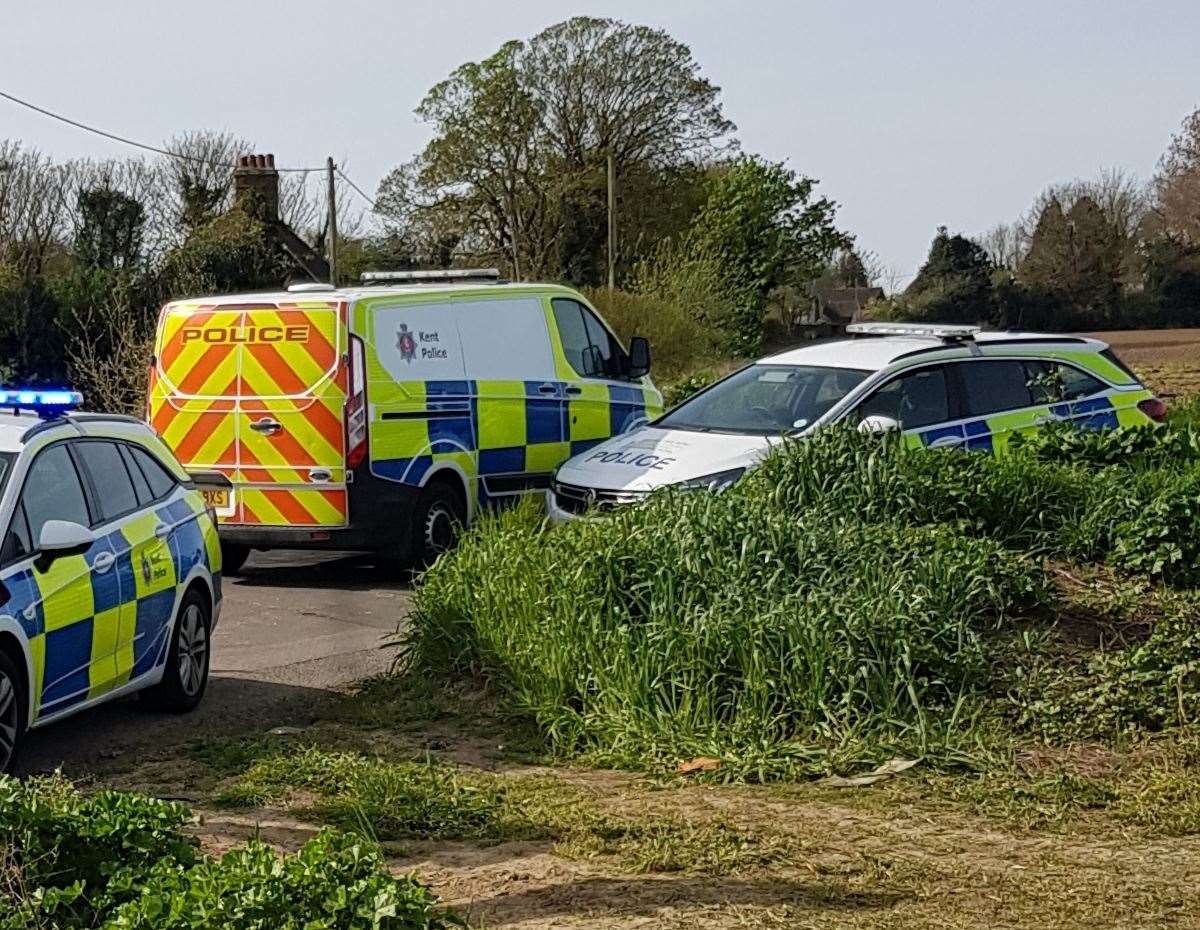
xmin=581 ymin=287 xmax=720 ymax=380
xmin=0 ymin=776 xmax=456 ymax=930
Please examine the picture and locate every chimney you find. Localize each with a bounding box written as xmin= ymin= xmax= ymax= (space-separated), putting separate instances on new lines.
xmin=233 ymin=153 xmax=279 ymax=222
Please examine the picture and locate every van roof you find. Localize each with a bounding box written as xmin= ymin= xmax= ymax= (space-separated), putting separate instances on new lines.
xmin=164 ymin=281 xmax=582 ymax=306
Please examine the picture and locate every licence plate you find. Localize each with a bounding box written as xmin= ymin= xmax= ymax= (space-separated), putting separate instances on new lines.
xmin=200 ymin=488 xmax=234 ymax=516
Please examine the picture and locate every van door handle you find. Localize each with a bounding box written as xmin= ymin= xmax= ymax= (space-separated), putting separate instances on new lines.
xmin=309 ymin=468 xmax=332 ymax=483
xmin=249 ymin=418 xmax=283 ymax=434
xmin=154 ymin=523 xmax=172 ymax=540
xmin=92 ymin=551 xmax=115 ymax=573
xmin=537 ymin=383 xmax=558 ymax=395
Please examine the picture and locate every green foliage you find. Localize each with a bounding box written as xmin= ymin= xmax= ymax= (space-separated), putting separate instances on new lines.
xmin=886 ymin=227 xmax=996 ymax=324
xmin=688 ymin=156 xmax=850 ymax=353
xmin=75 ymin=188 xmax=145 ymax=271
xmin=661 ymin=367 xmax=720 ymax=408
xmin=0 ymin=775 xmax=456 ymax=930
xmin=402 ymin=422 xmax=1200 ymax=778
xmin=217 ymin=749 xmax=518 ymax=842
xmin=580 ymin=286 xmax=720 ymax=380
xmin=163 ymin=209 xmax=288 ymax=297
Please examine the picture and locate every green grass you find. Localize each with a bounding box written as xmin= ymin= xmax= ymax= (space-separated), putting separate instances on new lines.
xmin=399 ymin=424 xmax=1200 ymax=780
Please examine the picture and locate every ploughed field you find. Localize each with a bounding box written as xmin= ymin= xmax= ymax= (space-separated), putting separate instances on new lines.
xmin=1091 ymin=328 xmax=1200 ymax=399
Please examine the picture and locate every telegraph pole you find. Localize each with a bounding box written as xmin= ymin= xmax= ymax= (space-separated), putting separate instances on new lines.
xmin=606 ymin=152 xmax=616 ymax=292
xmin=326 ymin=156 xmax=338 ymax=285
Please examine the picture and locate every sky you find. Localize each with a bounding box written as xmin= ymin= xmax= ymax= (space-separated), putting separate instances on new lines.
xmin=3 ymin=0 xmax=1197 ymax=281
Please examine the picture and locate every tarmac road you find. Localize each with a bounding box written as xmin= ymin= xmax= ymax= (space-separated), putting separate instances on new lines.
xmin=18 ymin=550 xmax=411 ymax=776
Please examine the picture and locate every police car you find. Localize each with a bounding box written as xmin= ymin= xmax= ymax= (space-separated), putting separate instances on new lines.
xmin=549 ymin=323 xmax=1165 ymax=517
xmin=0 ymin=390 xmax=222 ymax=773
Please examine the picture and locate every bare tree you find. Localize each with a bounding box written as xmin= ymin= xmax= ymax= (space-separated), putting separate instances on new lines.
xmin=1153 ymin=107 xmax=1200 ymax=242
xmin=975 ymin=222 xmax=1024 ymax=271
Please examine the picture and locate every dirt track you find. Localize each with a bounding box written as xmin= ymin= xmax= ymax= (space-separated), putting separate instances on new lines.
xmin=17 ymin=550 xmax=409 ymax=776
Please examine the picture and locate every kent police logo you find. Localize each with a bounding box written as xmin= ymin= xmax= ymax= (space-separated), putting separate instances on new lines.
xmin=397 ymin=323 xmax=417 ymax=363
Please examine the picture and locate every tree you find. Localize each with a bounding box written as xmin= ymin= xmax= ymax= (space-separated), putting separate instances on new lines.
xmin=688 ymin=156 xmax=850 ymax=352
xmin=1017 ymin=195 xmax=1122 ymax=325
xmin=375 ymin=17 xmax=735 ymax=282
xmin=1153 ymin=107 xmax=1200 ymax=242
xmin=894 ymin=227 xmax=995 ymax=324
xmin=975 ymin=222 xmax=1024 ymax=271
xmin=1140 ymin=234 xmax=1200 ymax=325
xmin=75 ymin=188 xmax=145 ymax=270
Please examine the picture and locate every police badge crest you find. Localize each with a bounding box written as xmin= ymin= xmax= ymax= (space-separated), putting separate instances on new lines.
xmin=397 ymin=323 xmax=417 ymax=363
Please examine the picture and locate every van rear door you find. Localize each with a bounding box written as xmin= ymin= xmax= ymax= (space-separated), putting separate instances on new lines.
xmin=151 ymin=299 xmax=349 ymax=529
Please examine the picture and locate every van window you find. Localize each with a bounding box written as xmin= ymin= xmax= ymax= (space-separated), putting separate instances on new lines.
xmin=552 ymin=299 xmax=624 ymax=380
xmin=857 ymin=367 xmax=950 ymax=429
xmin=958 ymin=360 xmax=1033 ymax=416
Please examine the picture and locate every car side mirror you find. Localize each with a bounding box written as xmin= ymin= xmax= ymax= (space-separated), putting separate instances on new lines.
xmin=858 ymin=415 xmax=901 ymax=435
xmin=35 ymin=520 xmax=95 ymax=571
xmin=628 ymin=336 xmax=651 ymax=379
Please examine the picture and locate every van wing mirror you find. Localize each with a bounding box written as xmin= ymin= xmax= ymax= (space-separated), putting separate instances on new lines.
xmin=628 ymin=337 xmax=651 ymax=379
xmin=36 ymin=520 xmax=95 ymax=571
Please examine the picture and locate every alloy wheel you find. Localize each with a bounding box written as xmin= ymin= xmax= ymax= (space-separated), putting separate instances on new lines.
xmin=0 ymin=671 xmax=18 ymax=772
xmin=177 ymin=604 xmax=208 ymax=697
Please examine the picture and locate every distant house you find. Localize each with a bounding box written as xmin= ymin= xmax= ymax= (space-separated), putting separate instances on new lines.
xmin=795 ymin=282 xmax=884 ymax=336
xmin=232 ymin=154 xmax=330 ymax=283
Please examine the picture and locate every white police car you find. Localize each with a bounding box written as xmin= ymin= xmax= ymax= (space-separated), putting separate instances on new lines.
xmin=549 ymin=323 xmax=1163 ymax=517
xmin=0 ymin=390 xmax=223 ymax=773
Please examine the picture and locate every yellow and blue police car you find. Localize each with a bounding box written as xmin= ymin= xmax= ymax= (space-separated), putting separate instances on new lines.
xmin=0 ymin=390 xmax=222 ymax=773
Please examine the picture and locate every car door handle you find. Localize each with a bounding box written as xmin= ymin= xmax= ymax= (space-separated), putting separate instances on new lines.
xmin=928 ymin=435 xmax=965 ymax=448
xmin=21 ymin=605 xmax=36 ymax=623
xmin=249 ymin=418 xmax=283 ymax=434
xmin=154 ymin=523 xmax=172 ymax=540
xmin=92 ymin=551 xmax=115 ymax=573
xmin=564 ymin=385 xmax=582 ymax=396
xmin=537 ymin=383 xmax=558 ymax=395
xmin=1035 ymin=414 xmax=1059 ymax=425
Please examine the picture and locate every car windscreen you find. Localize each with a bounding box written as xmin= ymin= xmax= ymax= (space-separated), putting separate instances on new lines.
xmin=657 ymin=364 xmax=871 ymax=436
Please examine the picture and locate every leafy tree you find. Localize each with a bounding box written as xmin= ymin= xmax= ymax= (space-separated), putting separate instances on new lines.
xmin=376 ymin=16 xmax=735 ymax=282
xmin=1141 ymin=235 xmax=1200 ymax=325
xmin=1017 ymin=195 xmax=1122 ymax=326
xmin=891 ymin=227 xmax=995 ymax=324
xmin=688 ymin=156 xmax=850 ymax=352
xmin=75 ymin=188 xmax=145 ymax=270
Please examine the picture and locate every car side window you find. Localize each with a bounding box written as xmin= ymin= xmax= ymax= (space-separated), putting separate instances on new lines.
xmin=130 ymin=446 xmax=178 ymax=500
xmin=74 ymin=441 xmax=140 ymax=524
xmin=118 ymin=443 xmax=154 ymax=506
xmin=856 ymin=367 xmax=950 ymax=429
xmin=1 ymin=502 xmax=33 ymax=565
xmin=957 ymin=360 xmax=1034 ymax=417
xmin=1025 ymin=361 xmax=1108 ymax=404
xmin=21 ymin=444 xmax=92 ymax=546
xmin=551 ymin=298 xmax=623 ymax=380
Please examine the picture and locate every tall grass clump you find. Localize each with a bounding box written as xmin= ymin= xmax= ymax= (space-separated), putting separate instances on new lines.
xmin=401 ymin=424 xmax=1200 ymax=776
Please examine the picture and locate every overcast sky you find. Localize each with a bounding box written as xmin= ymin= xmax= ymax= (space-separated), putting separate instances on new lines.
xmin=3 ymin=0 xmax=1197 ymax=280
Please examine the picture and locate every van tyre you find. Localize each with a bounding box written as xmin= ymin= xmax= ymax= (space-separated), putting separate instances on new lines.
xmin=220 ymin=542 xmax=250 ymax=575
xmin=142 ymin=588 xmax=211 ymax=713
xmin=0 ymin=650 xmax=26 ymax=775
xmin=413 ymin=482 xmax=466 ymax=568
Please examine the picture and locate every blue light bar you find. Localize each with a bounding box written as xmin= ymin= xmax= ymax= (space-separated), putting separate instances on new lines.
xmin=0 ymin=388 xmax=83 ymax=418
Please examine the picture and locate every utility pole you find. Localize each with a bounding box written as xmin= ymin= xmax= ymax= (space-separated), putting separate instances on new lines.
xmin=606 ymin=152 xmax=616 ymax=292
xmin=326 ymin=156 xmax=338 ymax=285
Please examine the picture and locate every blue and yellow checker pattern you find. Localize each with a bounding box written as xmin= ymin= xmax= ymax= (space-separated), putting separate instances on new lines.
xmin=3 ymin=489 xmax=221 ymax=722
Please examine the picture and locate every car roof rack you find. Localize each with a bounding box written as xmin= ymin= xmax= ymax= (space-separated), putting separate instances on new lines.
xmin=360 ymin=268 xmax=504 ymax=285
xmin=845 ymin=322 xmax=980 ymax=343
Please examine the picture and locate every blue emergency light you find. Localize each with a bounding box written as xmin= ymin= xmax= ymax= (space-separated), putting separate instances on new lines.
xmin=0 ymin=388 xmax=84 ymax=418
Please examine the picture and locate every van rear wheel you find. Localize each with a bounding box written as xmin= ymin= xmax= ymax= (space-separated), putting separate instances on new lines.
xmin=412 ymin=483 xmax=466 ymax=568
xmin=220 ymin=542 xmax=250 ymax=575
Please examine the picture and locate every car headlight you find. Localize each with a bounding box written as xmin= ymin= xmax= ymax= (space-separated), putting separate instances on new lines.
xmin=675 ymin=467 xmax=746 ymax=493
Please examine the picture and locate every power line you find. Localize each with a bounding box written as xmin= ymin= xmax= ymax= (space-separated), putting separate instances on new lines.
xmin=335 ymin=167 xmax=377 ymax=210
xmin=0 ymin=87 xmax=323 ymax=172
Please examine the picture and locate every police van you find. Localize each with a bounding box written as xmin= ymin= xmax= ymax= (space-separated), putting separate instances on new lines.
xmin=148 ymin=270 xmax=661 ymax=570
xmin=549 ymin=323 xmax=1164 ymax=517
